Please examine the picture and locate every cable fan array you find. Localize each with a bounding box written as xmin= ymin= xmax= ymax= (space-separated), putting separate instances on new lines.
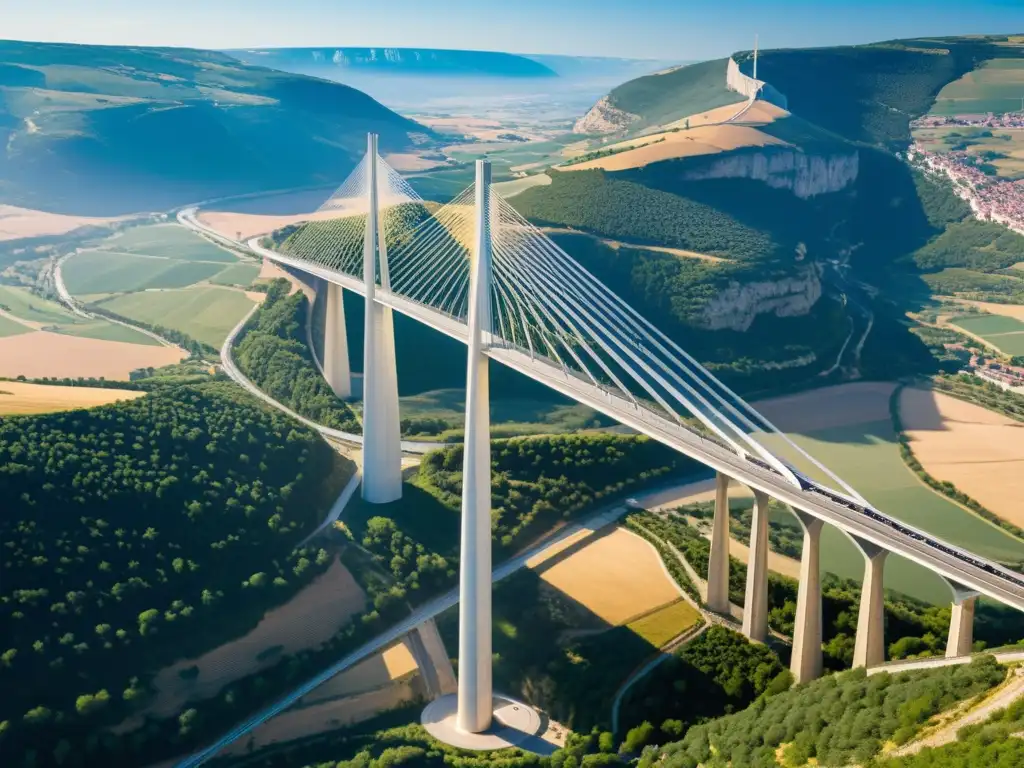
xmin=272 ymin=149 xmax=864 ymax=499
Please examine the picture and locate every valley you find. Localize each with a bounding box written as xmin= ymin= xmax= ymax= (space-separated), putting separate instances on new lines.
xmin=3 ymin=22 xmax=1024 ymax=768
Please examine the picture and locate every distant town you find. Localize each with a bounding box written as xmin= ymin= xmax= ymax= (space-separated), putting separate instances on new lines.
xmin=908 ymin=111 xmax=1024 ymax=237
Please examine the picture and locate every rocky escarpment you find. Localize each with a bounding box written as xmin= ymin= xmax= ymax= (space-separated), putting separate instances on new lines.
xmin=698 ymin=264 xmax=823 ymax=332
xmin=683 ymin=150 xmax=859 ymax=199
xmin=573 ymin=96 xmax=638 ymax=135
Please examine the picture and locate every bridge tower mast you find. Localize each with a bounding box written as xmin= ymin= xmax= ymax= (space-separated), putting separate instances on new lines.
xmin=361 ymin=133 xmax=403 ymax=504
xmin=456 ymin=159 xmax=495 ymax=733
xmin=753 ymin=34 xmax=758 ymax=80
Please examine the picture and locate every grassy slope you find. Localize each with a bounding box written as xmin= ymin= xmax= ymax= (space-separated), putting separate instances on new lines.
xmin=0 ymin=40 xmax=428 ymax=214
xmin=95 ymin=286 xmax=257 ymax=347
xmin=0 ymin=313 xmax=31 ymax=337
xmin=605 ymin=58 xmax=743 ymax=132
xmin=930 ymin=57 xmax=1024 ymax=115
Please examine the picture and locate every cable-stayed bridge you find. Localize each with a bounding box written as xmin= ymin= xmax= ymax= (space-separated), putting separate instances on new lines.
xmin=176 ymin=134 xmax=1023 ymax=762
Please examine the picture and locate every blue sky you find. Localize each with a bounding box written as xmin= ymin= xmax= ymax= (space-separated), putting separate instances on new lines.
xmin=1 ymin=0 xmax=1021 ymax=60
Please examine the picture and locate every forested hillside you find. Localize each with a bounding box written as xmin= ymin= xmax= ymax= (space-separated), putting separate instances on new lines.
xmin=234 ymin=279 xmax=361 ymax=432
xmin=647 ymin=656 xmax=1008 ymax=767
xmin=0 ymin=382 xmax=343 ymax=764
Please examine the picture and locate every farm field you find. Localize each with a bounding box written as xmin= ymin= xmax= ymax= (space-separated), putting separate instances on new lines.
xmin=95 ymin=286 xmax=258 ymax=348
xmin=62 ymin=251 xmax=225 ymax=293
xmin=625 ymin=599 xmax=702 ymax=646
xmin=752 ymin=382 xmax=1024 ymax=603
xmin=0 ymin=313 xmax=30 ymax=337
xmin=0 ymin=204 xmax=119 ymax=241
xmin=901 ymin=386 xmax=1024 ymax=529
xmin=950 ymin=313 xmax=1024 ymax=355
xmin=0 ymin=330 xmax=185 ymax=379
xmin=209 ymin=262 xmax=261 ymax=287
xmin=530 ymin=525 xmax=684 ymax=625
xmin=104 ymin=223 xmax=238 ymax=261
xmin=0 ymin=284 xmax=157 ymax=345
xmin=115 ymin=556 xmax=367 ymax=730
xmin=911 ymin=124 xmax=1024 ymax=179
xmin=0 ymin=380 xmax=144 ymax=415
xmin=928 ymin=58 xmax=1024 ymax=116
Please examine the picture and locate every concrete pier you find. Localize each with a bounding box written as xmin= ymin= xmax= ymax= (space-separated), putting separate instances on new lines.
xmin=323 ymin=281 xmax=351 ymax=398
xmin=706 ymin=472 xmax=732 ymax=614
xmin=741 ymin=490 xmax=770 ymax=642
xmin=852 ymin=538 xmax=888 ymax=668
xmin=455 ymin=160 xmax=495 ymax=734
xmin=361 ymin=133 xmax=402 ymax=504
xmin=789 ymin=509 xmax=824 ymax=683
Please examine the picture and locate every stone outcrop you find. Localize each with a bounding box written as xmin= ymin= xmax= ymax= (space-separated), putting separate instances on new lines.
xmin=698 ymin=264 xmax=823 ymax=332
xmin=573 ymin=96 xmax=638 ymax=136
xmin=683 ymin=150 xmax=859 ymax=199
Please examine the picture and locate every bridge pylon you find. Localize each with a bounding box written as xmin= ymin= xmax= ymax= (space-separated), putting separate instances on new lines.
xmin=323 ymin=280 xmax=352 ymax=398
xmin=361 ymin=133 xmax=403 ymax=504
xmin=420 ymin=160 xmax=542 ymax=750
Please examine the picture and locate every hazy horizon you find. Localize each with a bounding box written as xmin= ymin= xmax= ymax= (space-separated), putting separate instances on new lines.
xmin=2 ymin=0 xmax=1021 ymax=60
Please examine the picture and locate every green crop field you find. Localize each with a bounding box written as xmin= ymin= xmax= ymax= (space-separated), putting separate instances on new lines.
xmin=62 ymin=251 xmax=225 ymax=294
xmin=953 ymin=314 xmax=1024 ymax=355
xmin=0 ymin=285 xmax=156 ymax=345
xmin=102 ymin=224 xmax=238 ymax=262
xmin=0 ymin=314 xmax=31 ymax=338
xmin=94 ymin=287 xmax=257 ymax=347
xmin=929 ymin=58 xmax=1024 ymax=116
xmin=209 ymin=262 xmax=260 ymax=287
xmin=768 ymin=419 xmax=1024 ymax=603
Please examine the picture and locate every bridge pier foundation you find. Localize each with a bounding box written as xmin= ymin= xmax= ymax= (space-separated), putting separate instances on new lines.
xmin=741 ymin=490 xmax=770 ymax=642
xmin=946 ymin=595 xmax=977 ymax=658
xmin=789 ymin=509 xmax=824 ymax=683
xmin=324 ymin=281 xmax=351 ymax=399
xmin=852 ymin=538 xmax=888 ymax=668
xmin=943 ymin=579 xmax=979 ymax=658
xmin=361 ymin=133 xmax=402 ymax=504
xmin=706 ymin=472 xmax=732 ymax=614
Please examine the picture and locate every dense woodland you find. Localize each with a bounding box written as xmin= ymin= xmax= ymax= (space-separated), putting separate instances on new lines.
xmin=234 ymin=279 xmax=361 ymax=433
xmin=649 ymin=656 xmax=1008 ymax=767
xmin=0 ymin=383 xmax=342 ymax=766
xmin=911 ymin=220 xmax=1024 ymax=273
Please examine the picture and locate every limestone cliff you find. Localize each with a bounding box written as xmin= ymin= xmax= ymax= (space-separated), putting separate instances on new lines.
xmin=698 ymin=264 xmax=823 ymax=332
xmin=573 ymin=96 xmax=638 ymax=135
xmin=683 ymin=150 xmax=859 ymax=198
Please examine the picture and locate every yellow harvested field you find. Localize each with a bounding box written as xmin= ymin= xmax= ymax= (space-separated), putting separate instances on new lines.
xmin=0 ymin=330 xmax=185 ymax=380
xmin=305 ymin=642 xmax=418 ymax=700
xmin=946 ymin=298 xmax=1024 ymax=322
xmin=0 ymin=204 xmax=119 ymax=241
xmin=754 ymin=381 xmax=896 ymax=433
xmin=531 ymin=526 xmax=681 ymax=625
xmin=665 ymin=100 xmax=789 ymax=131
xmin=223 ymin=678 xmax=421 ymax=755
xmin=627 ymin=599 xmax=702 ymax=646
xmin=564 ymin=124 xmax=788 ymax=171
xmin=0 ymin=380 xmax=144 ymax=415
xmin=119 ymin=557 xmax=367 ymax=726
xmin=900 ymin=387 xmax=1024 ymax=528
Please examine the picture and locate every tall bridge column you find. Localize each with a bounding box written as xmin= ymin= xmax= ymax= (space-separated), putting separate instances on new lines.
xmin=944 ymin=580 xmax=979 ymax=658
xmin=361 ymin=133 xmax=402 ymax=504
xmin=323 ymin=281 xmax=352 ymax=398
xmin=789 ymin=509 xmax=824 ymax=683
xmin=852 ymin=538 xmax=888 ymax=668
xmin=456 ymin=159 xmax=495 ymax=734
xmin=741 ymin=490 xmax=770 ymax=642
xmin=706 ymin=472 xmax=732 ymax=613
